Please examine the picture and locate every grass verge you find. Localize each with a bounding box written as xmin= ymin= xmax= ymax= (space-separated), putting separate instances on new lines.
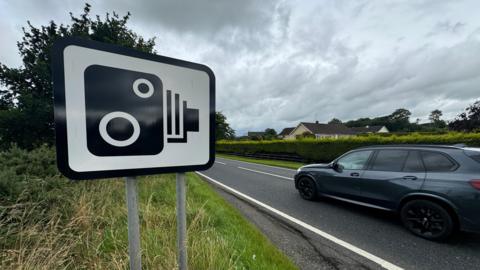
xmin=217 ymin=153 xmax=306 ymax=170
xmin=0 ymin=146 xmax=297 ymax=270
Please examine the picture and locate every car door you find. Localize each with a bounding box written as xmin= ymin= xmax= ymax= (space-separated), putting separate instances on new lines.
xmin=321 ymin=150 xmax=373 ymax=200
xmin=359 ymin=150 xmax=426 ymax=210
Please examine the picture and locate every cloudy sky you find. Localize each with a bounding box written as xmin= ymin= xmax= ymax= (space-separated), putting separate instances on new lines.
xmin=1 ymin=0 xmax=479 ymax=135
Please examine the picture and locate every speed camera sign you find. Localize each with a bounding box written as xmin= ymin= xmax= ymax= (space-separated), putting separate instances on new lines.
xmin=52 ymin=38 xmax=215 ymax=179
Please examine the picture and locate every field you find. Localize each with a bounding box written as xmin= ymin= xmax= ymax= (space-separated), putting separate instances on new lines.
xmin=217 ymin=132 xmax=480 ymax=162
xmin=0 ymin=146 xmax=297 ymax=270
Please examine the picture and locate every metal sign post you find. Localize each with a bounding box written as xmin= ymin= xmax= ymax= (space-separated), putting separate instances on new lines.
xmin=176 ymin=172 xmax=188 ymax=270
xmin=125 ymin=177 xmax=142 ymax=270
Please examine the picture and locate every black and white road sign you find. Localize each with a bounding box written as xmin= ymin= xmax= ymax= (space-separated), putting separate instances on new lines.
xmin=52 ymin=38 xmax=215 ymax=179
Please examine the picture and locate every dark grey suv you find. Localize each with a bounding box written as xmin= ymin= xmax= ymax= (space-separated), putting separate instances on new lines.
xmin=294 ymin=145 xmax=480 ymax=241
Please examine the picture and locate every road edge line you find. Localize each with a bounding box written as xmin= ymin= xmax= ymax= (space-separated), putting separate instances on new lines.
xmin=196 ymin=171 xmax=403 ymax=270
xmin=216 ymin=156 xmax=298 ymax=171
xmin=237 ymin=166 xmax=293 ymax=180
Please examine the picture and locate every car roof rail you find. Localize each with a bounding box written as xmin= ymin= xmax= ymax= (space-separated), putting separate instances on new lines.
xmin=452 ymin=143 xmax=467 ymax=148
xmin=357 ymin=144 xmax=466 ymax=150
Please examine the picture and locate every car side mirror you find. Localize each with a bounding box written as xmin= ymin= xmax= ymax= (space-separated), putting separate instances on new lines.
xmin=331 ymin=162 xmax=341 ymax=172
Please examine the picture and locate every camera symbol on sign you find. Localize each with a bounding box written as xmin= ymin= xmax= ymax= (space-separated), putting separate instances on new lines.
xmin=84 ymin=65 xmax=199 ymax=156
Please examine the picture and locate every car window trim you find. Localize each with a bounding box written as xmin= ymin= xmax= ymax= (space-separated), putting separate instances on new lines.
xmin=420 ymin=150 xmax=459 ymax=172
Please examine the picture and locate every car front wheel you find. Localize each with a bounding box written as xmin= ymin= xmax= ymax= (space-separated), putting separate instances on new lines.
xmin=297 ymin=177 xmax=317 ymax=201
xmin=400 ymin=199 xmax=455 ymax=241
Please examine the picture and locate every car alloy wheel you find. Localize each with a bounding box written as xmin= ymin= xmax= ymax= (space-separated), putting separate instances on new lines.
xmin=400 ymin=200 xmax=454 ymax=241
xmin=298 ymin=177 xmax=317 ymax=200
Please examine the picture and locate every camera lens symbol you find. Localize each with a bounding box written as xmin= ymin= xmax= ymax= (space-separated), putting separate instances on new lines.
xmin=99 ymin=111 xmax=141 ymax=147
xmin=133 ymin=78 xmax=154 ymax=98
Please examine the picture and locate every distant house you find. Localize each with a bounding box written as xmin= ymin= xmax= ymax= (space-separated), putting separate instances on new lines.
xmin=278 ymin=127 xmax=295 ymax=139
xmin=284 ymin=122 xmax=356 ymax=139
xmin=350 ymin=125 xmax=389 ymax=134
xmin=247 ymin=131 xmax=266 ymax=139
xmin=280 ymin=122 xmax=389 ymax=140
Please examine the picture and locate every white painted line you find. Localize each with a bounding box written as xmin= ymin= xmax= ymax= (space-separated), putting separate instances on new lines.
xmin=215 ymin=161 xmax=226 ymax=165
xmin=216 ymin=157 xmax=297 ymax=172
xmin=196 ymin=172 xmax=403 ymax=270
xmin=237 ymin=166 xmax=293 ymax=181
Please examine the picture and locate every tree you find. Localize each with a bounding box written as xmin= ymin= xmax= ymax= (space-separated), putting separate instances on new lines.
xmin=0 ymin=4 xmax=156 ymax=149
xmin=328 ymin=118 xmax=342 ymax=124
xmin=263 ymin=128 xmax=277 ymax=139
xmin=429 ymin=109 xmax=442 ymax=123
xmin=389 ymin=108 xmax=411 ymax=122
xmin=387 ymin=108 xmax=412 ymax=131
xmin=215 ymin=112 xmax=235 ymax=140
xmin=449 ymin=100 xmax=480 ymax=132
xmin=428 ymin=109 xmax=446 ymax=128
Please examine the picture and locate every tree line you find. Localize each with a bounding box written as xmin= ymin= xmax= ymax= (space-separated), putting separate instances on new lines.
xmin=330 ymin=105 xmax=480 ymax=133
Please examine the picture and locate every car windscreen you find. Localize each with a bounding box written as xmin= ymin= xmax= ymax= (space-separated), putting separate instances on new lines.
xmin=464 ymin=148 xmax=480 ymax=163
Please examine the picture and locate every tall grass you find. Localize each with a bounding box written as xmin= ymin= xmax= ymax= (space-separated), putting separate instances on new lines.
xmin=0 ymin=146 xmax=296 ymax=270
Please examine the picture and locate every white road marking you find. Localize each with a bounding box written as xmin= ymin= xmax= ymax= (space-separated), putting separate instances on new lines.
xmin=215 ymin=161 xmax=226 ymax=165
xmin=216 ymin=157 xmax=297 ymax=172
xmin=237 ymin=166 xmax=293 ymax=180
xmin=196 ymin=172 xmax=403 ymax=270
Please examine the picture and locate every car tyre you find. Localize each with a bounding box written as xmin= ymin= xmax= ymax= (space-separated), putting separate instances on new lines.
xmin=400 ymin=199 xmax=455 ymax=241
xmin=297 ymin=176 xmax=317 ymax=201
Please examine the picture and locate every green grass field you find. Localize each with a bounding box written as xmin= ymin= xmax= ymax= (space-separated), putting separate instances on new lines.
xmin=217 ymin=153 xmax=306 ymax=170
xmin=0 ymin=146 xmax=297 ymax=270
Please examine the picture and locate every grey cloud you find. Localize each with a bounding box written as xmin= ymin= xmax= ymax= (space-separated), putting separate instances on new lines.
xmin=100 ymin=0 xmax=277 ymax=37
xmin=427 ymin=21 xmax=466 ymax=37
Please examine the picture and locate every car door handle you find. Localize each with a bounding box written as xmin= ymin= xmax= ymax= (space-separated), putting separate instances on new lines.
xmin=402 ymin=176 xmax=418 ymax=180
xmin=350 ymin=172 xmax=360 ymax=177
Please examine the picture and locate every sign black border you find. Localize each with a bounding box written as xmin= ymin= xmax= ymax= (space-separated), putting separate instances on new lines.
xmin=52 ymin=37 xmax=215 ymax=180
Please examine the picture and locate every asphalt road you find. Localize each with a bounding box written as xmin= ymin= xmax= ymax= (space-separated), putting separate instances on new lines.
xmin=198 ymin=157 xmax=480 ymax=270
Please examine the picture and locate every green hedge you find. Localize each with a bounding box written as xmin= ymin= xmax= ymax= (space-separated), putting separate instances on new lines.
xmin=217 ymin=133 xmax=480 ymax=162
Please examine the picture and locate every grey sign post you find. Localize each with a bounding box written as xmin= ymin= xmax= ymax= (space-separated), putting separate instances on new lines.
xmin=176 ymin=172 xmax=187 ymax=270
xmin=52 ymin=38 xmax=215 ymax=270
xmin=126 ymin=176 xmax=142 ymax=270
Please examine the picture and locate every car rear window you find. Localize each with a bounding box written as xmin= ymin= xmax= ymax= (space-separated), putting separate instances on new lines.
xmin=371 ymin=150 xmax=409 ymax=171
xmin=464 ymin=148 xmax=480 ymax=163
xmin=421 ymin=151 xmax=456 ymax=172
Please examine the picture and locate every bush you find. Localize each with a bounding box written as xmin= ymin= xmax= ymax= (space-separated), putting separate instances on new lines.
xmin=217 ymin=132 xmax=480 ymax=162
xmin=0 ymin=145 xmax=60 ymax=202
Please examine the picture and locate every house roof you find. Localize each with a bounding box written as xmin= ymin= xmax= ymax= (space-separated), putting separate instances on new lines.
xmin=279 ymin=127 xmax=295 ymax=136
xmin=300 ymin=122 xmax=356 ymax=135
xmin=350 ymin=125 xmax=386 ymax=133
xmin=247 ymin=131 xmax=266 ymax=137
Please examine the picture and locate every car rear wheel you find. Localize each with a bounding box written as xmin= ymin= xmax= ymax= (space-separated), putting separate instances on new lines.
xmin=297 ymin=177 xmax=317 ymax=200
xmin=400 ymin=199 xmax=454 ymax=241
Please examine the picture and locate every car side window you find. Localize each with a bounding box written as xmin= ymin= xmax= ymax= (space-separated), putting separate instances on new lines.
xmin=370 ymin=150 xmax=409 ymax=172
xmin=337 ymin=150 xmax=372 ymax=170
xmin=421 ymin=151 xmax=456 ymax=172
xmin=402 ymin=151 xmax=425 ymax=172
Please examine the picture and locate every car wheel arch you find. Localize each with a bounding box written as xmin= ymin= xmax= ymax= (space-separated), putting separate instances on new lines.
xmin=398 ymin=193 xmax=460 ymax=229
xmin=296 ymin=174 xmax=321 ymax=190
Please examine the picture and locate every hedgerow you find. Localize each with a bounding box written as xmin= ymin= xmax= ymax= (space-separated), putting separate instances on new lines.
xmin=216 ymin=132 xmax=480 ymax=162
